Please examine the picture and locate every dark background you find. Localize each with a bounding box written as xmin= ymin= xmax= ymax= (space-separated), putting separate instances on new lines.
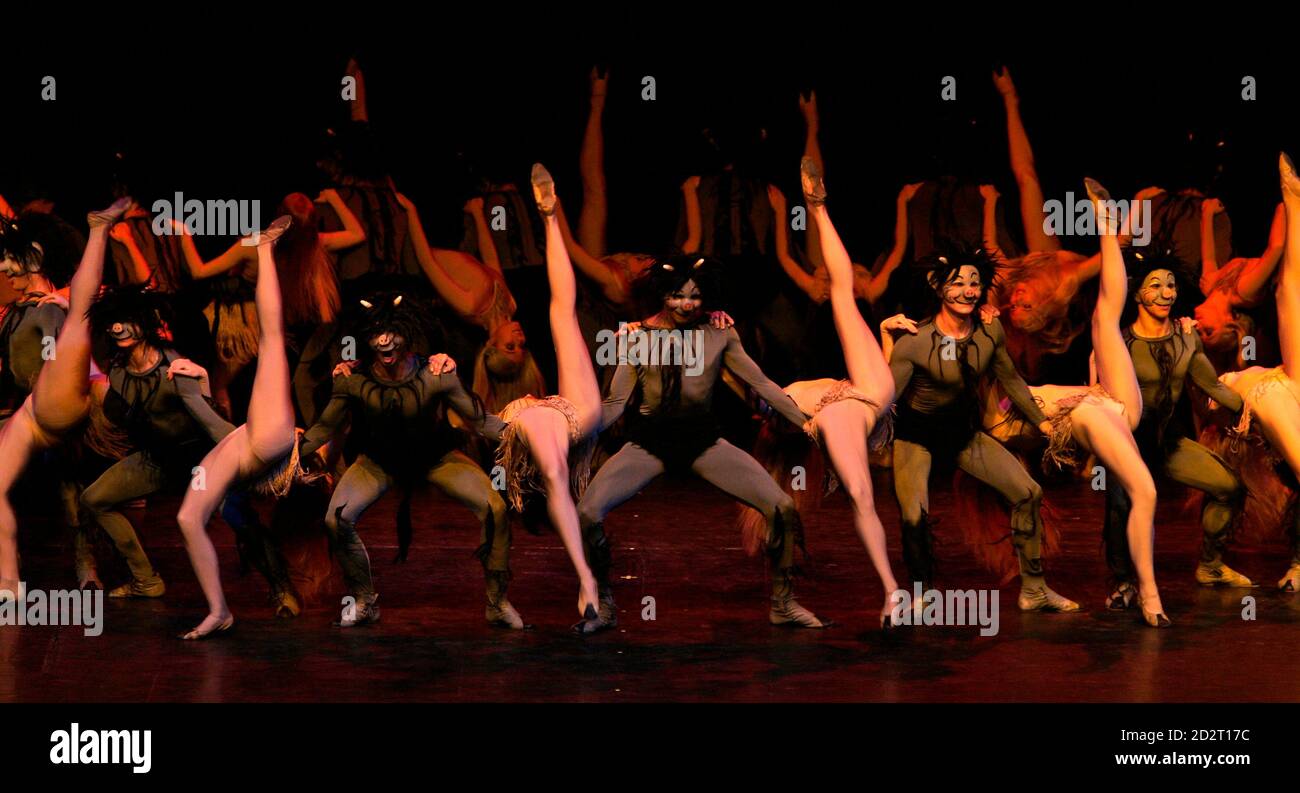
xmin=4 ymin=32 xmax=1298 ymax=265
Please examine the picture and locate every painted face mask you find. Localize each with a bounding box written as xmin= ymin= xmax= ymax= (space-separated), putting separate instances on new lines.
xmin=369 ymin=330 xmax=408 ymax=366
xmin=941 ymin=264 xmax=983 ymax=311
xmin=108 ymin=321 xmax=144 ymax=346
xmin=1137 ymin=268 xmax=1177 ymax=314
xmin=664 ymin=278 xmax=703 ymax=324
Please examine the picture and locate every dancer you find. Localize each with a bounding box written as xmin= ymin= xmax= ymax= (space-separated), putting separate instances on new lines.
xmin=298 ymin=290 xmax=514 ymax=629
xmin=779 ymin=159 xmax=901 ymax=627
xmin=983 ymin=179 xmax=1170 ymax=625
xmin=174 ymin=216 xmax=312 ymax=639
xmin=0 ymin=199 xmax=130 ymax=599
xmin=1204 ymin=153 xmax=1300 ymax=592
xmin=577 ymin=235 xmax=823 ymax=632
xmin=493 ymin=163 xmax=606 ymax=629
xmin=882 ymin=242 xmax=1079 ymax=611
xmin=1099 ymin=246 xmax=1248 ymax=593
xmin=1195 ymin=198 xmax=1286 ymax=369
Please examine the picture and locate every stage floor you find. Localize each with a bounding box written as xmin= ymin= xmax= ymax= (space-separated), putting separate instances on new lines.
xmin=3 ymin=471 xmax=1298 ymax=703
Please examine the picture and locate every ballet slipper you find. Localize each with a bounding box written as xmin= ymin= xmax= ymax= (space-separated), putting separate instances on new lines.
xmin=179 ymin=613 xmax=235 ymax=641
xmin=530 ymin=163 xmax=557 ymax=217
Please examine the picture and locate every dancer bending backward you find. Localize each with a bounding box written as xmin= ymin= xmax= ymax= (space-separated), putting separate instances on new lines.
xmin=788 ymin=158 xmax=901 ymax=628
xmin=0 ymin=199 xmax=130 ymax=599
xmin=1211 ymin=154 xmax=1300 ymax=592
xmin=882 ymin=246 xmax=1079 ymax=612
xmin=577 ymin=243 xmax=824 ymax=633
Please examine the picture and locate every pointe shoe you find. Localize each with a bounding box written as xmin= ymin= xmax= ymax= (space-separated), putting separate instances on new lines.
xmin=1138 ymin=595 xmax=1171 ymax=629
xmin=1084 ymin=177 xmax=1119 ymax=235
xmin=1281 ymin=152 xmax=1300 ymax=198
xmin=271 ymin=590 xmax=301 ymax=619
xmin=1195 ymin=562 xmax=1254 ymax=588
xmin=486 ymin=597 xmax=526 ymax=630
xmin=179 ymin=615 xmax=235 ymax=641
xmin=1278 ymin=564 xmax=1300 ymax=592
xmin=87 ymin=197 xmax=132 ymax=229
xmin=245 ymin=215 xmax=292 ymax=247
xmin=530 ymin=163 xmax=557 ymax=216
xmin=335 ymin=595 xmax=380 ymax=628
xmin=108 ymin=573 xmax=166 ymax=598
xmin=1018 ymin=584 xmax=1081 ymax=613
xmin=769 ymin=594 xmax=832 ymax=628
xmin=800 ymin=156 xmax=827 ymax=206
xmin=1106 ymin=581 xmax=1137 ymax=611
xmin=880 ymin=593 xmax=905 ymax=633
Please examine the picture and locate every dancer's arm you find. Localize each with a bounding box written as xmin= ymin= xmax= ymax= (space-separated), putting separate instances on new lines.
xmin=866 ymin=184 xmax=921 ymax=303
xmin=554 ymin=201 xmax=628 ymax=305
xmin=980 ymin=184 xmax=1009 ymax=264
xmin=988 ymin=319 xmax=1050 ymax=429
xmin=721 ymin=328 xmax=807 ymax=428
xmin=428 ymin=368 xmax=505 ymax=441
xmin=1231 ymin=203 xmax=1286 ymax=305
xmin=318 ymin=188 xmax=366 ymax=252
xmin=397 ymin=193 xmax=494 ymax=318
xmin=1189 ymin=336 xmax=1244 ymax=413
xmin=174 ymin=373 xmax=237 ymax=442
xmin=175 ymin=221 xmax=254 ymax=280
xmin=765 ymin=186 xmax=823 ymax=301
xmin=1200 ymin=198 xmax=1223 ymax=285
xmin=600 ymin=361 xmax=636 ymax=431
xmin=109 ymin=223 xmax=153 ymax=285
xmin=0 ymin=193 xmax=13 ymax=220
xmin=464 ymin=198 xmax=502 ymax=275
xmin=300 ymin=379 xmax=355 ymax=457
xmin=346 ymin=58 xmax=367 ymax=123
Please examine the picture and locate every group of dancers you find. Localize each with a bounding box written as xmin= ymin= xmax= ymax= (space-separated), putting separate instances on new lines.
xmin=4 ymin=65 xmax=1300 ymax=639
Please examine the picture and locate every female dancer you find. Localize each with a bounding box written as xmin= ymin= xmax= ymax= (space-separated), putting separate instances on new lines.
xmin=0 ymin=198 xmax=131 ymax=599
xmin=167 ymin=189 xmax=364 ymax=418
xmin=398 ymin=194 xmax=546 ymax=413
xmin=1203 ymin=153 xmax=1300 ymax=592
xmin=983 ymin=179 xmax=1170 ymax=625
xmin=493 ymin=163 xmax=606 ymax=628
xmin=768 ymin=159 xmax=902 ymax=627
xmin=1195 ymin=198 xmax=1286 ymax=370
xmin=297 ymin=291 xmax=514 ymax=629
xmin=881 ymin=238 xmax=1078 ymax=611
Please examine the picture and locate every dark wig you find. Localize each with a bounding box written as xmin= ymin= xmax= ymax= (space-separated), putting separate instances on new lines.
xmin=346 ymin=291 xmax=445 ymax=365
xmin=913 ymin=243 xmax=1000 ymax=315
xmin=0 ymin=211 xmax=85 ymax=288
xmin=634 ymin=253 xmax=724 ymax=316
xmin=87 ymin=285 xmax=174 ymax=365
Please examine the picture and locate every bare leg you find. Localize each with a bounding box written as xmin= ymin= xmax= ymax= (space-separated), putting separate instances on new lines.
xmin=1278 ymin=154 xmax=1300 ymax=380
xmin=996 ymin=68 xmax=1061 ymax=253
xmin=577 ymin=68 xmax=608 ymax=258
xmin=1085 ymin=178 xmax=1142 ymax=425
xmin=175 ymin=222 xmax=295 ymax=639
xmin=529 ymin=164 xmax=599 ymax=615
xmin=0 ymin=405 xmax=48 ymax=595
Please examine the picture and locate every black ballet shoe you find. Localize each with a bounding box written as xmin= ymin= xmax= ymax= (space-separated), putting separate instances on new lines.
xmin=799 ymin=156 xmax=827 ymax=206
xmin=572 ymin=603 xmax=610 ymax=636
xmin=1281 ymin=153 xmax=1300 ymax=198
xmin=531 ymin=163 xmax=557 ymax=217
xmin=1106 ymin=581 xmax=1137 ymax=611
xmin=245 ymin=215 xmax=292 ymax=247
xmin=179 ymin=615 xmax=235 ymax=641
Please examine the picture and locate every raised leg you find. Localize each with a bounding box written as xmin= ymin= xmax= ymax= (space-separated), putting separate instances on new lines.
xmin=1278 ymin=154 xmax=1300 ymax=380
xmin=244 ymin=241 xmax=295 ymax=464
xmin=996 ymin=69 xmax=1061 ymax=253
xmin=1086 ymin=179 xmax=1143 ymax=426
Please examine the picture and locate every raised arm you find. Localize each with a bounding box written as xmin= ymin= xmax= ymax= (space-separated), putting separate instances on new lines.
xmin=175 ymin=220 xmax=255 ymax=280
xmin=995 ymin=67 xmax=1061 ymax=254
xmin=463 ymin=197 xmax=502 ymax=275
xmin=397 ymin=192 xmax=496 ymax=319
xmin=1231 ymin=202 xmax=1286 ymax=304
xmin=108 ymin=222 xmax=153 ymax=285
xmin=721 ymin=328 xmax=807 ymax=428
xmin=765 ymin=185 xmax=823 ymax=301
xmin=554 ymin=200 xmax=629 ymax=305
xmin=0 ymin=193 xmax=14 ymax=220
xmin=317 ymin=188 xmax=366 ymax=252
xmin=866 ymin=183 xmax=921 ymax=304
xmin=979 ymin=184 xmax=1009 ymax=265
